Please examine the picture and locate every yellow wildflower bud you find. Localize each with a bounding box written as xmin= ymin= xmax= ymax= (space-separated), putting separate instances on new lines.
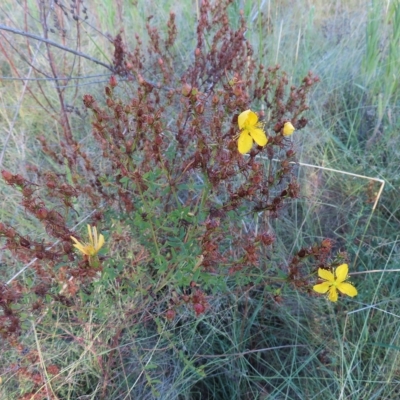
xmin=282 ymin=121 xmax=295 ymax=136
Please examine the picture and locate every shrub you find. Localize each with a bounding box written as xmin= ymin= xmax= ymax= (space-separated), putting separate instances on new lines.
xmin=0 ymin=1 xmax=342 ymax=398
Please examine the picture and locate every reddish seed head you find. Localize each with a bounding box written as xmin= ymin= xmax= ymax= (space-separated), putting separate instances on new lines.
xmin=36 ymin=208 xmax=48 ymax=220
xmin=1 ymin=170 xmax=13 ymax=183
xmin=297 ymin=249 xmax=307 ymax=258
xmin=297 ymin=117 xmax=308 ymax=129
xmin=63 ymin=241 xmax=73 ymax=254
xmin=321 ymin=238 xmax=333 ymax=249
xmin=286 ymin=149 xmax=295 ymax=158
xmin=155 ymin=135 xmax=163 ymax=146
xmin=82 ymin=94 xmax=95 ymax=108
xmin=22 ymin=187 xmax=34 ymax=197
xmin=6 ymin=227 xmax=16 ymax=238
xmin=15 ymin=175 xmax=25 ymax=186
xmin=47 ymin=365 xmax=60 ymax=376
xmin=273 ymin=122 xmax=283 ymax=133
xmin=195 ymin=103 xmax=204 ymax=114
xmin=233 ymin=86 xmax=242 ymax=97
xmin=165 ymin=309 xmax=176 ymax=320
xmin=182 ymin=295 xmax=190 ymax=303
xmin=252 ymin=174 xmax=262 ymax=184
xmin=125 ymin=140 xmax=133 ymax=154
xmin=181 ymin=83 xmax=192 ymax=97
xmin=46 ymin=180 xmax=56 ymax=189
xmin=19 ymin=237 xmax=30 ymax=247
xmin=193 ymin=303 xmax=205 ymax=316
xmin=154 ymin=121 xmax=163 ymax=134
xmin=109 ymin=75 xmax=118 ymax=88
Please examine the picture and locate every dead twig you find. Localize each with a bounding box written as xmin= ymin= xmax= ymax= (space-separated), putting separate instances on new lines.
xmin=0 ymin=23 xmax=113 ymax=72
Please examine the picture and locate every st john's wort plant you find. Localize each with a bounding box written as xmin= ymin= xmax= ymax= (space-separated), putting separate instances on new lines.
xmin=0 ymin=1 xmax=357 ymax=397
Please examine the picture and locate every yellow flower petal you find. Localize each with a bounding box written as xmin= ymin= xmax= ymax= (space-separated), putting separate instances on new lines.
xmin=328 ymin=287 xmax=339 ymax=302
xmin=72 ymin=242 xmax=90 ymax=255
xmin=238 ymin=109 xmax=252 ymax=130
xmin=97 ymin=234 xmax=105 ymax=251
xmin=317 ymin=268 xmax=334 ymax=282
xmin=70 ymin=236 xmax=80 ymax=245
xmin=87 ymin=224 xmax=93 ymax=246
xmin=249 ymin=128 xmax=267 ymax=147
xmin=245 ymin=110 xmax=259 ymax=126
xmin=335 ymin=264 xmax=349 ymax=284
xmin=238 ymin=131 xmax=253 ymax=154
xmin=313 ymin=281 xmax=331 ymax=294
xmin=337 ymin=282 xmax=358 ymax=297
xmin=282 ymin=122 xmax=295 ymax=136
xmin=93 ymin=226 xmax=99 ymax=249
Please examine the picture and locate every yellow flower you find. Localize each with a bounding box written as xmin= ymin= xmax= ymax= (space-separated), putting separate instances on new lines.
xmin=313 ymin=264 xmax=357 ymax=302
xmin=70 ymin=225 xmax=105 ymax=258
xmin=282 ymin=121 xmax=295 ymax=136
xmin=237 ymin=109 xmax=268 ymax=154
